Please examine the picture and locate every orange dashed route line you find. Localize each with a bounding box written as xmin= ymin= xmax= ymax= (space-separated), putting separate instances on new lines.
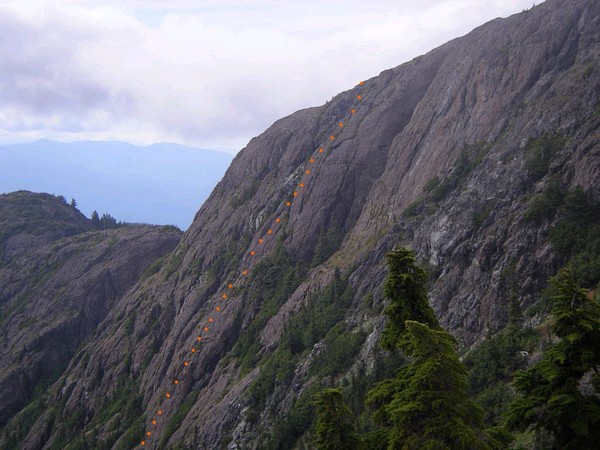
xmin=138 ymin=81 xmax=365 ymax=448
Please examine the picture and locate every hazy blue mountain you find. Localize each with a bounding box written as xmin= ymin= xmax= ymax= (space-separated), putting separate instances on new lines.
xmin=0 ymin=139 xmax=233 ymax=229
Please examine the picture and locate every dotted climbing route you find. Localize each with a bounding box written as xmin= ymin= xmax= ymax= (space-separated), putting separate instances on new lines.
xmin=138 ymin=80 xmax=366 ymax=448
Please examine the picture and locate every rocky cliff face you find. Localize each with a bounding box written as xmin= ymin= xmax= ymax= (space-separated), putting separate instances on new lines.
xmin=1 ymin=0 xmax=600 ymax=448
xmin=0 ymin=192 xmax=181 ymax=436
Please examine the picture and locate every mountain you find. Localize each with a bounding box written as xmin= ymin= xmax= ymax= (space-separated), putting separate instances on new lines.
xmin=1 ymin=0 xmax=599 ymax=448
xmin=0 ymin=140 xmax=233 ymax=229
xmin=0 ymin=191 xmax=182 ymax=436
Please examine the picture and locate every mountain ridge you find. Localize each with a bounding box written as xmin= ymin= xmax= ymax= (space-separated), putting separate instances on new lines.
xmin=1 ymin=0 xmax=599 ymax=448
xmin=0 ymin=191 xmax=182 ymax=432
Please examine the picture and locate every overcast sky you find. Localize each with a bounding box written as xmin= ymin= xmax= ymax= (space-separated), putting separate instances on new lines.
xmin=0 ymin=0 xmax=537 ymax=154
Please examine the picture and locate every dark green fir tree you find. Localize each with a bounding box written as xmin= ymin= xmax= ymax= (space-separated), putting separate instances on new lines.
xmin=379 ymin=247 xmax=440 ymax=352
xmin=91 ymin=210 xmax=100 ymax=227
xmin=506 ymin=267 xmax=600 ymax=449
xmin=313 ymin=388 xmax=362 ymax=450
xmin=314 ymin=247 xmax=506 ymax=450
xmin=366 ymin=247 xmax=504 ymax=450
xmin=367 ymin=321 xmax=504 ymax=450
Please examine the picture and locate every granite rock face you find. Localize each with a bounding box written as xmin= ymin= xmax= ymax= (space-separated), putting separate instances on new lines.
xmin=1 ymin=0 xmax=600 ymax=448
xmin=0 ymin=192 xmax=181 ymax=431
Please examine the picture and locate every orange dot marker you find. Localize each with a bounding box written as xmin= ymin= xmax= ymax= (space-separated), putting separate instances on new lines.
xmin=319 ymin=148 xmax=324 ymax=153
xmin=197 ymin=336 xmax=202 ymax=341
xmin=276 ymin=217 xmax=281 ymax=223
xmin=152 ymin=419 xmax=157 ymax=425
xmin=258 ymin=238 xmax=264 ymax=244
xmin=147 ymin=431 xmax=152 ymax=436
xmin=141 ymin=441 xmax=146 ymax=446
xmin=166 ymin=393 xmax=171 ymax=398
xmin=191 ymin=348 xmax=196 ymax=353
xmin=286 ymin=201 xmax=291 ymax=207
xmin=305 ymin=169 xmax=311 ymax=175
xmin=250 ymin=250 xmax=255 ymax=256
xmin=216 ymin=306 xmax=221 ymax=312
xmin=309 ymin=158 xmax=314 ymax=163
xmin=339 ymin=122 xmax=343 ymax=128
xmin=228 ymin=283 xmax=233 ymax=289
xmin=222 ymin=293 xmax=228 ymax=299
xmin=267 ymin=229 xmax=272 ymax=234
xmin=330 ymin=135 xmax=335 ymax=141
xmin=293 ymin=191 xmax=298 ymax=197
xmin=204 ymin=326 xmax=209 ymax=332
xmin=351 ymin=108 xmax=357 ymax=114
xmin=242 ymin=270 xmax=248 ymax=275
xmin=157 ymin=410 xmax=163 ymax=415
xmin=357 ymin=95 xmax=362 ymax=100
xmin=359 ymin=81 xmax=365 ymax=85
xmin=299 ymin=183 xmax=304 ymax=188
xmin=183 ymin=361 xmax=189 ymax=367
xmin=174 ymin=379 xmax=179 ymax=385
xmin=208 ymin=317 xmax=214 ymax=323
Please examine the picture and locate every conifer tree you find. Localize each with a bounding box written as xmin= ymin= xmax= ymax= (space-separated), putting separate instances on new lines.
xmin=314 ymin=247 xmax=504 ymax=449
xmin=506 ymin=267 xmax=600 ymax=449
xmin=99 ymin=213 xmax=118 ymax=229
xmin=367 ymin=320 xmax=503 ymax=449
xmin=366 ymin=247 xmax=503 ymax=449
xmin=380 ymin=247 xmax=440 ymax=351
xmin=313 ymin=388 xmax=362 ymax=450
xmin=91 ymin=210 xmax=100 ymax=227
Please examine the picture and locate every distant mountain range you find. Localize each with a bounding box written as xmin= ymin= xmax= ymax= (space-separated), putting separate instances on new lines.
xmin=0 ymin=139 xmax=233 ymax=229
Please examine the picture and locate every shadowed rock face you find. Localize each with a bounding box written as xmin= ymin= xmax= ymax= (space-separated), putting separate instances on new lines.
xmin=0 ymin=192 xmax=181 ymax=429
xmin=2 ymin=0 xmax=600 ymax=448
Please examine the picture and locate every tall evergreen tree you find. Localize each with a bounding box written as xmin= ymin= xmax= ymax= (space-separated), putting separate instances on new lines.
xmin=91 ymin=210 xmax=100 ymax=227
xmin=367 ymin=321 xmax=503 ymax=450
xmin=99 ymin=213 xmax=118 ymax=229
xmin=365 ymin=247 xmax=503 ymax=449
xmin=313 ymin=388 xmax=362 ymax=450
xmin=506 ymin=267 xmax=600 ymax=449
xmin=380 ymin=247 xmax=440 ymax=351
xmin=313 ymin=247 xmax=504 ymax=449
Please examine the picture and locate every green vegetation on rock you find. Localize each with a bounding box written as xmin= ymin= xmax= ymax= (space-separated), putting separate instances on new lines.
xmin=404 ymin=141 xmax=490 ymax=218
xmin=314 ymin=247 xmax=503 ymax=450
xmin=506 ymin=268 xmax=600 ymax=449
xmin=313 ymin=388 xmax=361 ymax=450
xmin=524 ymin=135 xmax=565 ymax=181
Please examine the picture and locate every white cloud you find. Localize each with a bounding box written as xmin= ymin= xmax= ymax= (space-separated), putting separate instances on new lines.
xmin=0 ymin=0 xmax=537 ymax=153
